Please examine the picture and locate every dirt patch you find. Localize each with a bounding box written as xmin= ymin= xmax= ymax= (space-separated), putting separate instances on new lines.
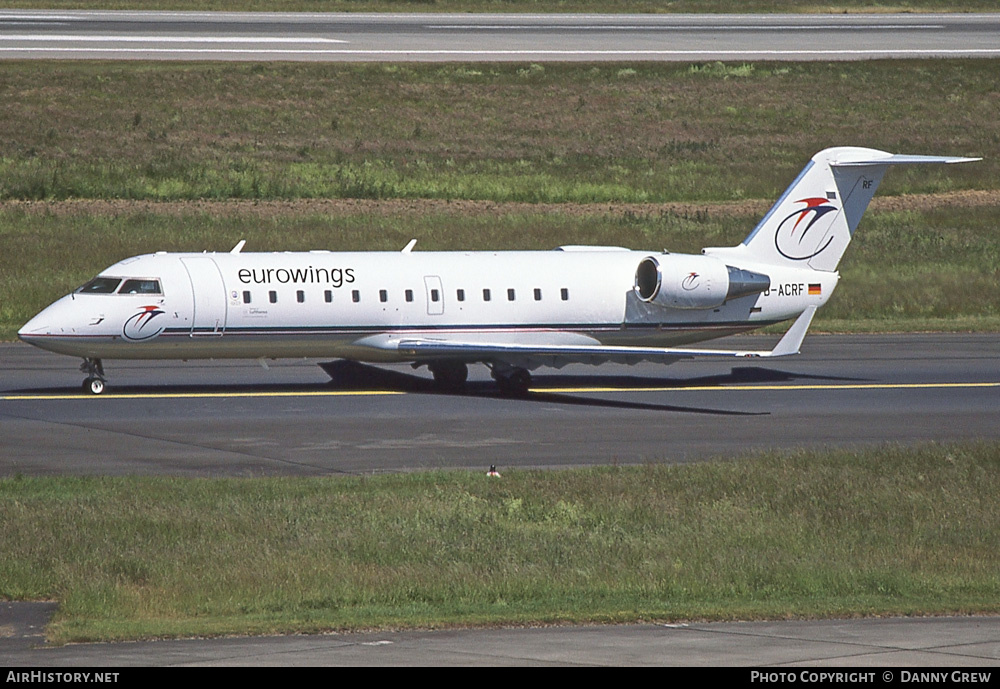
xmin=1 ymin=189 xmax=995 ymax=221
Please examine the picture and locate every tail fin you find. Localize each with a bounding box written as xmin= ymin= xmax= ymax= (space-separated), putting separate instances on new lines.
xmin=704 ymin=147 xmax=979 ymax=272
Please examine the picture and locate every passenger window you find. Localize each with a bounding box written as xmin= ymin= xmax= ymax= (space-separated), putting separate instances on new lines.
xmin=380 ymin=290 xmax=388 ymax=303
xmin=534 ymin=288 xmax=542 ymax=301
xmin=243 ymin=291 xmax=252 ymax=304
xmin=269 ymin=291 xmax=277 ymax=304
xmin=561 ymin=288 xmax=569 ymax=301
xmin=483 ymin=288 xmax=491 ymax=302
xmin=119 ymin=279 xmax=162 ymax=295
xmin=352 ymin=290 xmax=360 ymax=303
xmin=77 ymin=277 xmax=122 ymax=294
xmin=324 ymin=290 xmax=333 ymax=303
xmin=430 ymin=289 xmax=440 ymax=303
xmin=457 ymin=289 xmax=465 ymax=302
xmin=297 ymin=290 xmax=305 ymax=303
xmin=507 ymin=288 xmax=516 ymax=301
xmin=405 ymin=289 xmax=414 ymax=303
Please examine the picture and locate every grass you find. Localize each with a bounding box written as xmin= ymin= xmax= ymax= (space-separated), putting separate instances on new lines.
xmin=825 ymin=206 xmax=1000 ymax=324
xmin=0 ymin=61 xmax=994 ymax=203
xmin=2 ymin=442 xmax=998 ymax=644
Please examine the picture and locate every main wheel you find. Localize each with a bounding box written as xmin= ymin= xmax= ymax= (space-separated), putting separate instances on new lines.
xmin=430 ymin=361 xmax=468 ymax=390
xmin=496 ymin=368 xmax=531 ymax=397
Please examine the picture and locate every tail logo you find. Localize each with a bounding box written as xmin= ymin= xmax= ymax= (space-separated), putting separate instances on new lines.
xmin=123 ymin=305 xmax=166 ymax=341
xmin=774 ymin=197 xmax=839 ymax=261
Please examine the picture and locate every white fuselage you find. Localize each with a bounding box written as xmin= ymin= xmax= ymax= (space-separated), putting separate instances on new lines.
xmin=19 ymin=248 xmax=836 ymax=362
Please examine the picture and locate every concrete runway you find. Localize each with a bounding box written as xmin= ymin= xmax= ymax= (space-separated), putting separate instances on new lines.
xmin=0 ymin=11 xmax=998 ymax=61
xmin=2 ymin=333 xmax=998 ymax=477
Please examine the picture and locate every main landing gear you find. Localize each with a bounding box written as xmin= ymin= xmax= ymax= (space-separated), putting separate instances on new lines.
xmin=491 ymin=366 xmax=532 ymax=398
xmin=428 ymin=361 xmax=469 ymax=391
xmin=80 ymin=358 xmax=106 ymax=395
xmin=426 ymin=360 xmax=532 ymax=397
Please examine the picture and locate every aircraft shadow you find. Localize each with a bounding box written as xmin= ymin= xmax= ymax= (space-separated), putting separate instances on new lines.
xmin=531 ymin=365 xmax=866 ymax=390
xmin=321 ymin=360 xmax=863 ymax=391
xmin=317 ymin=361 xmax=867 ymax=416
xmin=316 ymin=361 xmax=758 ymax=416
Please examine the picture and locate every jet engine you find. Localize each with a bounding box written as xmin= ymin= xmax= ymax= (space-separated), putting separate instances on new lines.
xmin=633 ymin=254 xmax=770 ymax=310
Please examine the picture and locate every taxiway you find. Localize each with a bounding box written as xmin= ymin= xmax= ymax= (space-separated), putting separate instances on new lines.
xmin=2 ymin=333 xmax=997 ymax=477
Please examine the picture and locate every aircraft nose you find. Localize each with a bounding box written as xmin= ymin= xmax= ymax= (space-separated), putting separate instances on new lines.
xmin=18 ymin=295 xmax=79 ymax=342
xmin=18 ymin=310 xmax=51 ymax=340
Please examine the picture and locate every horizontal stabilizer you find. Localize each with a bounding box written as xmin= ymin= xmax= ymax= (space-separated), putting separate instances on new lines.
xmin=832 ymin=154 xmax=981 ymax=167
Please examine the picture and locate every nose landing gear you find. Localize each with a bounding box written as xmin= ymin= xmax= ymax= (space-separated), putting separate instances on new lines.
xmin=80 ymin=358 xmax=106 ymax=395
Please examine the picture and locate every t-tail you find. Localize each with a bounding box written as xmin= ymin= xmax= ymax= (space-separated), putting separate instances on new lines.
xmin=704 ymin=147 xmax=979 ymax=272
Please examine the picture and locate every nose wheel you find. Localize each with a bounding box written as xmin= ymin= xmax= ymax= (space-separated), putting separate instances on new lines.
xmin=80 ymin=358 xmax=106 ymax=395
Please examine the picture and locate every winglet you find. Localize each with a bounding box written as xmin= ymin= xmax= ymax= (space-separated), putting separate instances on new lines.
xmin=230 ymin=239 xmax=246 ymax=254
xmin=765 ymin=306 xmax=817 ymax=358
xmin=401 ymin=239 xmax=417 ymax=253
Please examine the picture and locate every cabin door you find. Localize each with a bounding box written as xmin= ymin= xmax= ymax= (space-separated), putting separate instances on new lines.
xmin=181 ymin=257 xmax=228 ymax=336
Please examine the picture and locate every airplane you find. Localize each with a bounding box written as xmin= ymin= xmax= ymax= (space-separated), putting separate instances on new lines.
xmin=18 ymin=146 xmax=978 ymax=396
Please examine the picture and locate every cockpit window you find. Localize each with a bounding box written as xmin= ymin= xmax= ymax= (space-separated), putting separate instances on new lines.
xmin=77 ymin=277 xmax=122 ymax=294
xmin=119 ymin=279 xmax=162 ymax=295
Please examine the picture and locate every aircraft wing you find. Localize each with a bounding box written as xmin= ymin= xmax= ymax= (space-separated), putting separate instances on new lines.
xmin=352 ymin=306 xmax=816 ymax=370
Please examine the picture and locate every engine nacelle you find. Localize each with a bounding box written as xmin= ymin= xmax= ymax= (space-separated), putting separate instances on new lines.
xmin=633 ymin=254 xmax=770 ymax=310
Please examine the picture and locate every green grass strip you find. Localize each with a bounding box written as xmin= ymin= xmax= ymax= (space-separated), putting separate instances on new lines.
xmin=2 ymin=442 xmax=999 ymax=644
xmin=0 ymin=60 xmax=994 ymax=203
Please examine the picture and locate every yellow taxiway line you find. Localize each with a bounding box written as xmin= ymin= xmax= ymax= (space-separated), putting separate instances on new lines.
xmin=1 ymin=390 xmax=407 ymax=401
xmin=2 ymin=381 xmax=998 ymax=401
xmin=540 ymin=382 xmax=1000 ymax=394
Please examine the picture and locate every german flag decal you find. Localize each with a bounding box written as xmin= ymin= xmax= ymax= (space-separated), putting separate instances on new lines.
xmin=808 ymin=283 xmax=822 ymax=296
